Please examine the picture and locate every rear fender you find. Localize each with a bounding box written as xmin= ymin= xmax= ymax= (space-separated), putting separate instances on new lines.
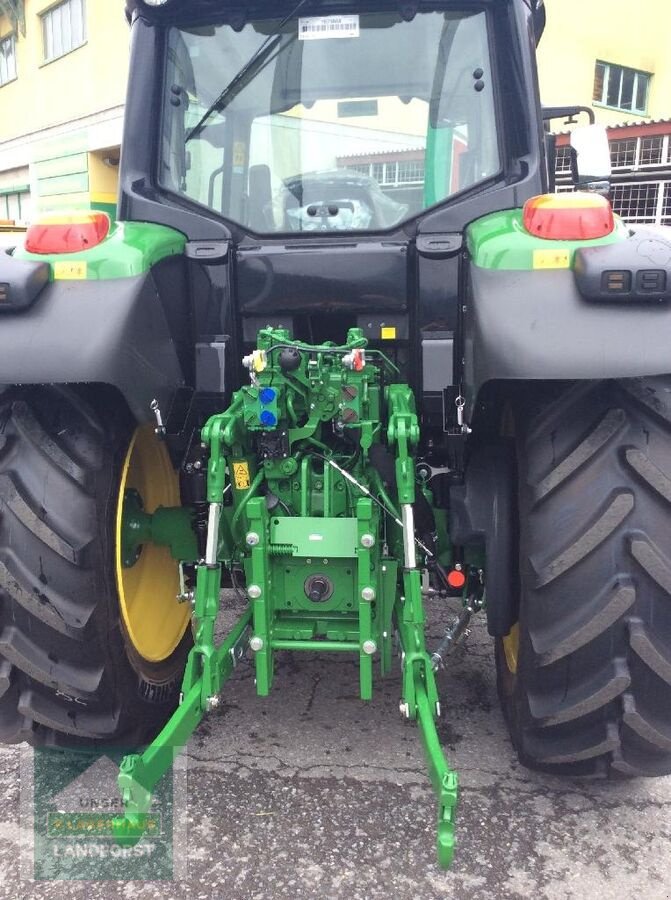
xmin=464 ymin=223 xmax=671 ymax=413
xmin=0 ymin=270 xmax=184 ymax=423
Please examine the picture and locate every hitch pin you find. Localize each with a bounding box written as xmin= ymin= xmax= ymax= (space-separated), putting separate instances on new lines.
xmin=176 ymin=562 xmax=193 ymax=604
xmin=150 ymin=399 xmax=166 ymax=437
xmin=455 ymin=395 xmax=472 ymax=435
xmin=455 ymin=395 xmax=465 ymax=428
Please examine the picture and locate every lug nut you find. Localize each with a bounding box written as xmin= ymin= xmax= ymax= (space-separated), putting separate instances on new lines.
xmin=362 ymin=640 xmax=377 ymax=655
xmin=249 ymin=636 xmax=264 ymax=652
xmin=246 ymin=531 xmax=260 ymax=547
xmin=247 ymin=584 xmax=262 ymax=599
xmin=361 ymin=587 xmax=375 ymax=602
xmin=360 ymin=533 xmax=375 ymax=549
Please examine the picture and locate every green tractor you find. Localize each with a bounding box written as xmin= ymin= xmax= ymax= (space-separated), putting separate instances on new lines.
xmin=2 ymin=0 xmax=671 ymax=868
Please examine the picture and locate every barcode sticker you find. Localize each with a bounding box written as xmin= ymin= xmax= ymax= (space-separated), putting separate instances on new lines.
xmin=298 ymin=15 xmax=360 ymax=40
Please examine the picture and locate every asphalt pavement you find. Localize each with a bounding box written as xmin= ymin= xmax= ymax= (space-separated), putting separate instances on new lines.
xmin=1 ymin=592 xmax=670 ymax=899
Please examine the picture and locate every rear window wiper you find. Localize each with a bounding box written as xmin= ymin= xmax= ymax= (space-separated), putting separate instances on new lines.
xmin=186 ymin=0 xmax=312 ymax=143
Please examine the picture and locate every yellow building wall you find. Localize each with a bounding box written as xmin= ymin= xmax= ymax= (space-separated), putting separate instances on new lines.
xmin=0 ymin=1 xmax=128 ymax=216
xmin=88 ymin=148 xmax=121 ymax=211
xmin=537 ymin=0 xmax=671 ymax=126
xmin=2 ymin=0 xmax=668 ymax=218
xmin=0 ymin=0 xmax=129 ymax=143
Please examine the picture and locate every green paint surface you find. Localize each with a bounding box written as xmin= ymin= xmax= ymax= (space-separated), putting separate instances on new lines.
xmin=14 ymin=220 xmax=186 ymax=279
xmin=115 ymin=325 xmax=460 ymax=868
xmin=34 ymin=132 xmax=88 ymax=162
xmin=0 ymin=183 xmax=29 ymax=197
xmin=34 ymin=152 xmax=89 ymax=180
xmin=424 ymin=126 xmax=453 ymax=208
xmin=271 ymin=516 xmax=359 ymax=558
xmin=39 ymin=171 xmax=90 ymax=197
xmin=467 ymin=208 xmax=629 ymax=270
xmin=90 ymin=199 xmax=117 ymax=217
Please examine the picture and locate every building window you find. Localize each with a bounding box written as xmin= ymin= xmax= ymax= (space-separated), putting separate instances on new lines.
xmin=554 ymin=146 xmax=572 ymax=174
xmin=610 ymin=139 xmax=637 ymax=169
xmin=343 ymin=159 xmax=425 ymax=186
xmin=608 ymin=135 xmax=669 ymax=171
xmin=662 ymin=183 xmax=671 ymax=226
xmin=0 ymin=189 xmax=31 ymax=224
xmin=42 ymin=0 xmax=86 ymax=64
xmin=593 ymin=61 xmax=650 ymax=114
xmin=371 ymin=162 xmax=384 ymax=184
xmin=639 ymin=136 xmax=665 ymax=167
xmin=381 ymin=162 xmax=397 ymax=184
xmin=397 ymin=160 xmax=424 ymax=184
xmin=344 ymin=164 xmax=370 ymax=177
xmin=610 ymin=181 xmax=660 ymax=224
xmin=0 ymin=34 xmax=16 ymax=86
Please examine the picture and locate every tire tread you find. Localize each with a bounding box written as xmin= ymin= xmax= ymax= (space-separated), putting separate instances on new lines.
xmin=500 ymin=376 xmax=671 ymax=777
xmin=0 ymin=387 xmax=185 ymax=747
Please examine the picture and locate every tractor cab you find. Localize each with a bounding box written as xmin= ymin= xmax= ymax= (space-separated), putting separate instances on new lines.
xmin=157 ymin=7 xmax=500 ymax=234
xmin=125 ymin=1 xmax=544 ymax=235
xmin=121 ymin=0 xmax=547 ymax=425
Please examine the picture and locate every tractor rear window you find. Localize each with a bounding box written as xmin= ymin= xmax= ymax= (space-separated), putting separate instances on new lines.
xmin=160 ymin=8 xmax=500 ymax=233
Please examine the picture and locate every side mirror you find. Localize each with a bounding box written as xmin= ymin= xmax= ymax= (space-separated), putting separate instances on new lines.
xmin=570 ymin=124 xmax=611 ymax=194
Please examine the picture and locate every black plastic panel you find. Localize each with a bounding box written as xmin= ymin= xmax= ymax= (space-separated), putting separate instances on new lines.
xmin=417 ymin=249 xmax=461 ymax=332
xmin=574 ymin=227 xmax=671 ymax=303
xmin=0 ymin=252 xmax=49 ymax=311
xmin=236 ymin=241 xmax=409 ymax=315
xmin=357 ymin=313 xmax=408 ymax=341
xmin=0 ymin=274 xmax=184 ymax=422
xmin=465 ymin=262 xmax=671 ymax=415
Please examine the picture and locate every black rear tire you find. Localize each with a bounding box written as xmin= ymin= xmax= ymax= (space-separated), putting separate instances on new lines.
xmin=498 ymin=377 xmax=671 ymax=776
xmin=0 ymin=386 xmax=189 ymax=749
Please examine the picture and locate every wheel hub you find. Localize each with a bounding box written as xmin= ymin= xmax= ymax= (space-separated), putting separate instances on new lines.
xmin=115 ymin=426 xmax=190 ymax=664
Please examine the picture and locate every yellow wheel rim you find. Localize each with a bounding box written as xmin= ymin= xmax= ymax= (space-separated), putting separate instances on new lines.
xmin=115 ymin=425 xmax=190 ymax=663
xmin=502 ymin=623 xmax=519 ymax=675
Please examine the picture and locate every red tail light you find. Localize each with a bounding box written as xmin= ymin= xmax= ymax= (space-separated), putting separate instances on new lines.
xmin=446 ymin=568 xmax=466 ymax=590
xmin=523 ymin=192 xmax=614 ymax=241
xmin=25 ymin=212 xmax=111 ymax=254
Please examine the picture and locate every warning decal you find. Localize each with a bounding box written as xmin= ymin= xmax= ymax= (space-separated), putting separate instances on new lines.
xmin=532 ymin=249 xmax=571 ymax=270
xmin=53 ymin=261 xmax=87 ymax=280
xmin=232 ymin=461 xmax=251 ymax=490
